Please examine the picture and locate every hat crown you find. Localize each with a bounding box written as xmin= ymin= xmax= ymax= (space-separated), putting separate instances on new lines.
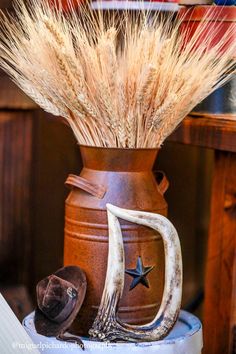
xmin=37 ymin=275 xmax=77 ymax=323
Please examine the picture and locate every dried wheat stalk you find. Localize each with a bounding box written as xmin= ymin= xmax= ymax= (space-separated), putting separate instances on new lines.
xmin=0 ymin=1 xmax=235 ymax=148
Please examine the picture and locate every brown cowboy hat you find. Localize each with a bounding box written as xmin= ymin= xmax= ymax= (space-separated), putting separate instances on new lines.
xmin=34 ymin=265 xmax=86 ymax=343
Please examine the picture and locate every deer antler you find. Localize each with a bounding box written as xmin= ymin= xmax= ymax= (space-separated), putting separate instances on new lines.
xmin=89 ymin=203 xmax=182 ymax=342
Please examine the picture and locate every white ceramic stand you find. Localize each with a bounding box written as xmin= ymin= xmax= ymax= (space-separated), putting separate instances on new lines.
xmin=23 ymin=310 xmax=202 ymax=354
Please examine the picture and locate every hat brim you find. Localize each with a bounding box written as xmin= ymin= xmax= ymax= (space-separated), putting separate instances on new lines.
xmin=34 ymin=265 xmax=87 ymax=337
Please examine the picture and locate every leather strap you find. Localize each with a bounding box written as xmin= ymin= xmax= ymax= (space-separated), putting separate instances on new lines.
xmin=56 ymin=333 xmax=84 ymax=350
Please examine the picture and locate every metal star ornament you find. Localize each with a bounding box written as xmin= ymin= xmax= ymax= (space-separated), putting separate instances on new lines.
xmin=125 ymin=256 xmax=154 ymax=290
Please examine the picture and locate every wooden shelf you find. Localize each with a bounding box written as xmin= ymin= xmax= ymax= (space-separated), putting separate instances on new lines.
xmin=169 ymin=115 xmax=236 ymax=153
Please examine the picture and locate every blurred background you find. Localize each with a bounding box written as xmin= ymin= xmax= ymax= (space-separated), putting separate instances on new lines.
xmin=0 ymin=0 xmax=213 ymax=323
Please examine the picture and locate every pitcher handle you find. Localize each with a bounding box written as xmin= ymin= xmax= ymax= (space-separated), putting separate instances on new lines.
xmin=65 ymin=174 xmax=106 ymax=199
xmin=154 ymin=170 xmax=169 ymax=195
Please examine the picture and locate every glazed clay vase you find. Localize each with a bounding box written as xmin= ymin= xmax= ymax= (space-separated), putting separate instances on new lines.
xmin=63 ymin=146 xmax=169 ymax=335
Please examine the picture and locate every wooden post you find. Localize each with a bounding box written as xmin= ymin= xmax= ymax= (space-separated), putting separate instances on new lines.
xmin=204 ymin=150 xmax=236 ymax=354
xmin=0 ymin=111 xmax=33 ymax=285
xmin=0 ymin=72 xmax=37 ymax=287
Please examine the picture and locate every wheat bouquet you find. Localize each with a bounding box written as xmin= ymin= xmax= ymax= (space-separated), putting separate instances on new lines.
xmin=0 ymin=1 xmax=235 ymax=148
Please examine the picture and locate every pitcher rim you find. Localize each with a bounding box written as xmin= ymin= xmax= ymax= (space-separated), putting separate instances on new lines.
xmin=79 ymin=144 xmax=159 ymax=152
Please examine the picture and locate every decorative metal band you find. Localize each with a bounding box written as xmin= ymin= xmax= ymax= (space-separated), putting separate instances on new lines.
xmin=64 ymin=229 xmax=161 ymax=243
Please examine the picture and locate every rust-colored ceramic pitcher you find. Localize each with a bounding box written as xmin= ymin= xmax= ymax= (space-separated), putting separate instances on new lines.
xmin=64 ymin=146 xmax=168 ymax=335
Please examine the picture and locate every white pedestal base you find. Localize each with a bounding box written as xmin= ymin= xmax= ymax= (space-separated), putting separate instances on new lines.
xmin=23 ymin=310 xmax=203 ymax=354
